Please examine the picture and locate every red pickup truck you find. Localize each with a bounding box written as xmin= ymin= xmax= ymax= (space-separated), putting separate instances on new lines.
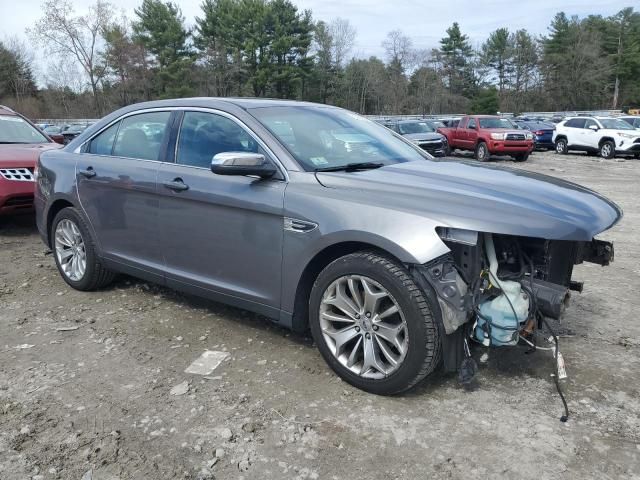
xmin=438 ymin=115 xmax=534 ymax=162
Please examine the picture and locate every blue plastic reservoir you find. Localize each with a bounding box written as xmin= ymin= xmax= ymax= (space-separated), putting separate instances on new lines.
xmin=474 ymin=281 xmax=529 ymax=346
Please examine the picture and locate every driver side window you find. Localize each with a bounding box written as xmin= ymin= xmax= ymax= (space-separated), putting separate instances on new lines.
xmin=584 ymin=119 xmax=597 ymax=129
xmin=176 ymin=112 xmax=261 ymax=168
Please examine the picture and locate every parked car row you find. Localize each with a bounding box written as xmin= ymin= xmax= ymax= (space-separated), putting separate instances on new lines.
xmin=36 ymin=122 xmax=93 ymax=145
xmin=376 ymin=113 xmax=640 ymax=161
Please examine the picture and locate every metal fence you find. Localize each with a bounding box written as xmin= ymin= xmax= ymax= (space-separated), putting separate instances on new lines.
xmin=34 ymin=119 xmax=99 ymax=126
xmin=366 ymin=110 xmax=624 ymax=122
xmin=35 ymin=110 xmax=625 ymax=125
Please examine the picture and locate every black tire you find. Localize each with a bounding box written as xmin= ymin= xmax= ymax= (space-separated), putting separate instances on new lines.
xmin=599 ymin=140 xmax=615 ymax=160
xmin=634 ymin=153 xmax=639 ymax=160
xmin=309 ymin=251 xmax=442 ymax=395
xmin=51 ymin=207 xmax=115 ymax=291
xmin=555 ymin=138 xmax=568 ymax=154
xmin=513 ymin=152 xmax=529 ymax=162
xmin=474 ymin=142 xmax=489 ymax=162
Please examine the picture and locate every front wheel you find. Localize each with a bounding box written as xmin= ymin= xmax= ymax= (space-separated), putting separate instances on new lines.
xmin=52 ymin=207 xmax=115 ymax=291
xmin=599 ymin=141 xmax=615 ymax=159
xmin=309 ymin=251 xmax=442 ymax=395
xmin=474 ymin=142 xmax=490 ymax=162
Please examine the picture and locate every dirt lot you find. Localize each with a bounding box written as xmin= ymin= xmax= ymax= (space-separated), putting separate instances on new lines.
xmin=1 ymin=150 xmax=639 ymax=480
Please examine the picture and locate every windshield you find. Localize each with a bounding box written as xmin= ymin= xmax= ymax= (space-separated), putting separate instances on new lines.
xmin=0 ymin=115 xmax=49 ymax=143
xmin=43 ymin=126 xmax=61 ymax=134
xmin=478 ymin=118 xmax=517 ymax=129
xmin=250 ymin=106 xmax=430 ymax=171
xmin=599 ymin=118 xmax=634 ymax=130
xmin=398 ymin=121 xmax=435 ymax=134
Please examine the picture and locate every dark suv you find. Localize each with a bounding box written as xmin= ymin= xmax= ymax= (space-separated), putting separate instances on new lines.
xmin=382 ymin=119 xmax=449 ymax=156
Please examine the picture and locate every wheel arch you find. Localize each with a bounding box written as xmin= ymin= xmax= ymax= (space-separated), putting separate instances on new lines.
xmin=289 ymin=241 xmax=406 ymax=333
xmin=46 ymin=198 xmax=75 ymax=248
xmin=598 ymin=136 xmax=615 ymax=147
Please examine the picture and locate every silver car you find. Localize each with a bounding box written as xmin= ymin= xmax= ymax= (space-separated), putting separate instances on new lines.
xmin=35 ymin=98 xmax=621 ymax=395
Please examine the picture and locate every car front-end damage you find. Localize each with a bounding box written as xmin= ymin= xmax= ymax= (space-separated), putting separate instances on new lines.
xmin=410 ymin=228 xmax=616 ymax=376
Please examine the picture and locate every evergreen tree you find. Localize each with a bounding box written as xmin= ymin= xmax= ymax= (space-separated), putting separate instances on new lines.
xmin=133 ymin=0 xmax=195 ymax=98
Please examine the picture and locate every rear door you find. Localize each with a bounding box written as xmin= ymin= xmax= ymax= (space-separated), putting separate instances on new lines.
xmin=156 ymin=110 xmax=286 ymax=315
xmin=77 ymin=111 xmax=173 ymax=281
xmin=564 ymin=118 xmax=586 ymax=147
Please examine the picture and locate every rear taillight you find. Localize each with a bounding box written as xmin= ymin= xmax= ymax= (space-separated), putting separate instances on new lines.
xmin=534 ymin=130 xmax=544 ymax=135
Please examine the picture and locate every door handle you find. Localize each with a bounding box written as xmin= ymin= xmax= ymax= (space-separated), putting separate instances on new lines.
xmin=79 ymin=167 xmax=96 ymax=178
xmin=163 ymin=179 xmax=189 ymax=192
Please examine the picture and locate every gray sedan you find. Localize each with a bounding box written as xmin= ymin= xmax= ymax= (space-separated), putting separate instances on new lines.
xmin=35 ymin=98 xmax=621 ymax=395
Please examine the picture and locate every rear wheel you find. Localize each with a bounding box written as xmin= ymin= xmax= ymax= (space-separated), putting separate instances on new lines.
xmin=599 ymin=140 xmax=615 ymax=159
xmin=555 ymin=138 xmax=568 ymax=154
xmin=474 ymin=142 xmax=489 ymax=162
xmin=309 ymin=251 xmax=442 ymax=395
xmin=52 ymin=207 xmax=115 ymax=291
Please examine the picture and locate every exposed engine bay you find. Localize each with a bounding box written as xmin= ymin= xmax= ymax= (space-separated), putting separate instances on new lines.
xmin=412 ymin=228 xmax=615 ymax=421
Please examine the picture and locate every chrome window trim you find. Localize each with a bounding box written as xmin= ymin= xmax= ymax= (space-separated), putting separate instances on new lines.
xmin=79 ymin=106 xmax=289 ymax=181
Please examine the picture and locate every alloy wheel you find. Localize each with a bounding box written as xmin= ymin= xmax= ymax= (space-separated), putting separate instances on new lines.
xmin=54 ymin=219 xmax=87 ymax=281
xmin=601 ymin=143 xmax=613 ymax=158
xmin=319 ymin=275 xmax=408 ymax=379
xmin=556 ymin=141 xmax=566 ymax=153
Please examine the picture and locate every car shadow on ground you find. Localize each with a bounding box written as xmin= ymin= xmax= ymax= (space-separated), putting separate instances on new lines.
xmin=0 ymin=215 xmax=38 ymax=236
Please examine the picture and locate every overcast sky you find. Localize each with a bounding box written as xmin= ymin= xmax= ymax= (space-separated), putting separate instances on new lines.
xmin=1 ymin=0 xmax=633 ymax=80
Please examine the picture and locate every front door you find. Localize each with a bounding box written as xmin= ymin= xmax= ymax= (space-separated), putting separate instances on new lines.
xmin=156 ymin=110 xmax=286 ymax=315
xmin=76 ymin=111 xmax=173 ymax=280
xmin=582 ymin=119 xmax=601 ymax=150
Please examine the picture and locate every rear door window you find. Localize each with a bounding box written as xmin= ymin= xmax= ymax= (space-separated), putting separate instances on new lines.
xmin=565 ymin=118 xmax=586 ymax=129
xmin=467 ymin=118 xmax=476 ymax=129
xmin=112 ymin=112 xmax=171 ymax=161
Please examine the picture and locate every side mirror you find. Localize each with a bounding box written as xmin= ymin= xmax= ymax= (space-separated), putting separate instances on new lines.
xmin=588 ymin=125 xmax=599 ymax=131
xmin=211 ymin=152 xmax=276 ymax=178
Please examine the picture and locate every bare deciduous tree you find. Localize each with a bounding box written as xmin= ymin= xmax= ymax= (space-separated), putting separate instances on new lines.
xmin=329 ymin=18 xmax=356 ymax=67
xmin=29 ymin=0 xmax=113 ymax=115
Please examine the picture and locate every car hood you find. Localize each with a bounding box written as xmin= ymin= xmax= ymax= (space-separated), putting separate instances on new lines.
xmin=402 ymin=132 xmax=443 ymax=142
xmin=0 ymin=143 xmax=61 ymax=168
xmin=315 ymin=159 xmax=622 ymax=241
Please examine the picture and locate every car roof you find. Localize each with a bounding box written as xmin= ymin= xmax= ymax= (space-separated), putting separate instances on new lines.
xmin=125 ymin=97 xmax=328 ymax=111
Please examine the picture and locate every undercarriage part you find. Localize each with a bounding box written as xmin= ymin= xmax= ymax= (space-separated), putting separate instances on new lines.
xmin=569 ymin=281 xmax=584 ymax=293
xmin=577 ymin=239 xmax=615 ymax=266
xmin=419 ymin=257 xmax=469 ymax=335
xmin=530 ymin=278 xmax=570 ymax=319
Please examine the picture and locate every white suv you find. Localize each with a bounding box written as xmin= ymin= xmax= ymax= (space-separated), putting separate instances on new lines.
xmin=553 ymin=116 xmax=640 ymax=159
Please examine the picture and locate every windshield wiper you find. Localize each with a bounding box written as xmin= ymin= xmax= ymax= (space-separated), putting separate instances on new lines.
xmin=315 ymin=162 xmax=385 ymax=172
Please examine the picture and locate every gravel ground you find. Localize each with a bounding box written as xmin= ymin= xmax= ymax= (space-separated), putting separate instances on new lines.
xmin=1 ymin=150 xmax=639 ymax=480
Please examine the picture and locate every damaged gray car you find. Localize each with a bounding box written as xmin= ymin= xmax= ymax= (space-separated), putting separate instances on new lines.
xmin=35 ymin=99 xmax=621 ymax=397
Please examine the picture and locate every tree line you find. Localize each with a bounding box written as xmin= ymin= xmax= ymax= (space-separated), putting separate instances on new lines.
xmin=0 ymin=0 xmax=638 ymax=119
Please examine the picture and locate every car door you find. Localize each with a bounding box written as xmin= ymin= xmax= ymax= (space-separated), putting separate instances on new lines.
xmin=582 ymin=119 xmax=601 ymax=150
xmin=77 ymin=110 xmax=173 ymax=281
xmin=565 ymin=118 xmax=586 ymax=147
xmin=156 ymin=110 xmax=286 ymax=314
xmin=466 ymin=118 xmax=478 ymax=148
